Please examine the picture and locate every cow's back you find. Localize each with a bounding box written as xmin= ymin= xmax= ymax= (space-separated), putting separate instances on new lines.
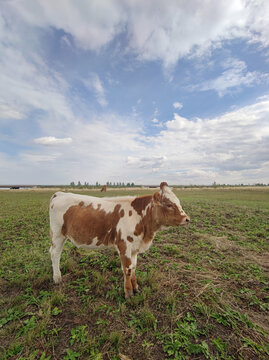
xmin=49 ymin=192 xmax=137 ymax=241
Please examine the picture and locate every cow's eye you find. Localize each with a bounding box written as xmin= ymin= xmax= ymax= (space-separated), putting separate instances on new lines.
xmin=166 ymin=204 xmax=173 ymax=208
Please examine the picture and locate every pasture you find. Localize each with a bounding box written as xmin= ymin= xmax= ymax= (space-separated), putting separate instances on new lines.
xmin=0 ymin=187 xmax=268 ymax=360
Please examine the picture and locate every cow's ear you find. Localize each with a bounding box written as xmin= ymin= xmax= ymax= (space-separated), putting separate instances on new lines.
xmin=153 ymin=192 xmax=162 ymax=205
xmin=160 ymin=182 xmax=168 ymax=190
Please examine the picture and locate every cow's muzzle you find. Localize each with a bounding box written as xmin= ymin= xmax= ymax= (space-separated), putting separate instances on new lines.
xmin=181 ymin=216 xmax=190 ymax=225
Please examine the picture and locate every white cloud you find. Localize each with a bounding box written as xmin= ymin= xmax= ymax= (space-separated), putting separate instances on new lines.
xmin=151 ymin=118 xmax=163 ymax=128
xmin=0 ymin=103 xmax=24 ymax=120
xmin=22 ymin=153 xmax=60 ymax=163
xmin=1 ymin=98 xmax=268 ymax=185
xmin=6 ymin=0 xmax=125 ymax=51
xmin=173 ymin=102 xmax=183 ymax=110
xmin=0 ymin=13 xmax=73 ymax=123
xmin=5 ymin=0 xmax=269 ymax=69
xmin=34 ymin=136 xmax=73 ymax=146
xmin=125 ymin=97 xmax=269 ymax=184
xmin=195 ymin=58 xmax=268 ymax=96
xmin=83 ymin=73 xmax=108 ymax=107
xmin=127 ymin=155 xmax=167 ymax=170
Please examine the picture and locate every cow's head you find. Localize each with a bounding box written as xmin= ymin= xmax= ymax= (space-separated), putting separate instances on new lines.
xmin=153 ymin=182 xmax=190 ymax=226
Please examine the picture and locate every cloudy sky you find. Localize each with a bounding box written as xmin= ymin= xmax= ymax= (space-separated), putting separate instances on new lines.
xmin=1 ymin=0 xmax=269 ymax=185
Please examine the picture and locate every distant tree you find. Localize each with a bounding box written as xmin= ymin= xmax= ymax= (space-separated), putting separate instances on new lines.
xmin=77 ymin=181 xmax=81 ymax=187
xmin=131 ymin=182 xmax=135 ymax=187
xmin=70 ymin=181 xmax=75 ymax=187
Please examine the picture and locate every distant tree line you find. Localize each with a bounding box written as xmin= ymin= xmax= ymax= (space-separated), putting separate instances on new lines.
xmin=69 ymin=181 xmax=136 ymax=188
xmin=69 ymin=181 xmax=269 ymax=189
xmin=211 ymin=182 xmax=269 ymax=188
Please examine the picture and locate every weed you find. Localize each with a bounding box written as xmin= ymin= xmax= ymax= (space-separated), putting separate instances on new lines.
xmin=64 ymin=349 xmax=81 ymax=360
xmin=128 ymin=308 xmax=157 ymax=334
xmin=109 ymin=331 xmax=122 ymax=352
xmin=70 ymin=325 xmax=88 ymax=345
xmin=17 ymin=316 xmax=37 ymax=337
xmin=163 ymin=312 xmax=210 ymax=359
xmin=0 ymin=308 xmax=25 ymax=328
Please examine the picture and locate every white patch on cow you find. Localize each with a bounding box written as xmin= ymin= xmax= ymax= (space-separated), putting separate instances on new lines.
xmin=161 ymin=186 xmax=186 ymax=215
xmin=141 ymin=202 xmax=152 ymax=217
xmin=68 ymin=236 xmax=111 ymax=250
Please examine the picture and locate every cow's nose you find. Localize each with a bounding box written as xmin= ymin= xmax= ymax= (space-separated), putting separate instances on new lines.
xmin=185 ymin=217 xmax=190 ymax=223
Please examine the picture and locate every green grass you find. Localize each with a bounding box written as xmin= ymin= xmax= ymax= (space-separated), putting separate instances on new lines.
xmin=0 ymin=187 xmax=268 ymax=359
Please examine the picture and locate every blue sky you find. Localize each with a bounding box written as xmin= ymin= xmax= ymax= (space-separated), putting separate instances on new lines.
xmin=0 ymin=0 xmax=269 ymax=185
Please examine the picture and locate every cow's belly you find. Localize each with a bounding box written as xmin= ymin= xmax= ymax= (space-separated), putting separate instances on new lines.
xmin=138 ymin=240 xmax=153 ymax=253
xmin=68 ymin=236 xmax=114 ymax=250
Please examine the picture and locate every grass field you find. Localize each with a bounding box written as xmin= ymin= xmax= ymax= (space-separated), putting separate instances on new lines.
xmin=0 ymin=187 xmax=268 ymax=360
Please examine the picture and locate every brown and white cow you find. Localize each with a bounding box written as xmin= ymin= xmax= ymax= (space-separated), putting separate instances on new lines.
xmin=49 ymin=182 xmax=190 ymax=298
xmin=100 ymin=185 xmax=107 ymax=192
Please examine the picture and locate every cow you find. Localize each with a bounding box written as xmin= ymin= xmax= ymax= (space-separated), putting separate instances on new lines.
xmin=100 ymin=185 xmax=107 ymax=192
xmin=49 ymin=182 xmax=190 ymax=299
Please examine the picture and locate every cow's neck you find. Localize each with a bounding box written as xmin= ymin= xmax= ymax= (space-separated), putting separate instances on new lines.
xmin=139 ymin=204 xmax=162 ymax=243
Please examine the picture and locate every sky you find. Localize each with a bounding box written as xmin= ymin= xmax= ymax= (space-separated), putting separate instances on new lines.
xmin=0 ymin=0 xmax=269 ymax=186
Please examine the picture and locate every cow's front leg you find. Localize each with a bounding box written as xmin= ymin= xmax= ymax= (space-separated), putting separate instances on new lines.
xmin=117 ymin=242 xmax=133 ymax=299
xmin=120 ymin=254 xmax=133 ymax=299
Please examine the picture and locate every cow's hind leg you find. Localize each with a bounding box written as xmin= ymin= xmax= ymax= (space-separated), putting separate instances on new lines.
xmin=49 ymin=230 xmax=66 ymax=284
xmin=131 ymin=251 xmax=139 ymax=294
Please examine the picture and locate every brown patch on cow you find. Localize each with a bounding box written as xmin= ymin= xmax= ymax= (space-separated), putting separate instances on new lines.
xmin=120 ymin=209 xmax=124 ymax=217
xmin=131 ymin=195 xmax=152 ymax=216
xmin=131 ymin=272 xmax=138 ymax=291
xmin=116 ymin=230 xmax=125 ymax=252
xmin=62 ymin=203 xmax=124 ymax=246
xmin=133 ymin=205 xmax=158 ymax=243
xmin=153 ymin=192 xmax=162 ymax=204
xmin=160 ymin=182 xmax=168 ymax=189
xmin=129 ymin=210 xmax=132 ymax=216
xmin=52 ymin=194 xmax=57 ymax=199
xmin=134 ymin=205 xmax=158 ymax=243
xmin=127 ymin=236 xmax=133 ymax=242
xmin=120 ymin=255 xmax=132 ymax=276
xmin=122 ymin=256 xmax=132 ymax=269
xmin=101 ymin=185 xmax=107 ymax=192
xmin=51 ymin=204 xmax=54 ymax=209
xmin=78 ymin=201 xmax=84 ymax=206
xmin=127 ymin=268 xmax=131 ymax=276
xmin=134 ymin=220 xmax=144 ymax=237
xmin=117 ymin=231 xmax=132 ymax=271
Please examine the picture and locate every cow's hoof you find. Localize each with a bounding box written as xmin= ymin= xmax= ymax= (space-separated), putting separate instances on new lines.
xmin=53 ymin=275 xmax=62 ymax=284
xmin=125 ymin=290 xmax=134 ymax=299
xmin=133 ymin=287 xmax=140 ymax=294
